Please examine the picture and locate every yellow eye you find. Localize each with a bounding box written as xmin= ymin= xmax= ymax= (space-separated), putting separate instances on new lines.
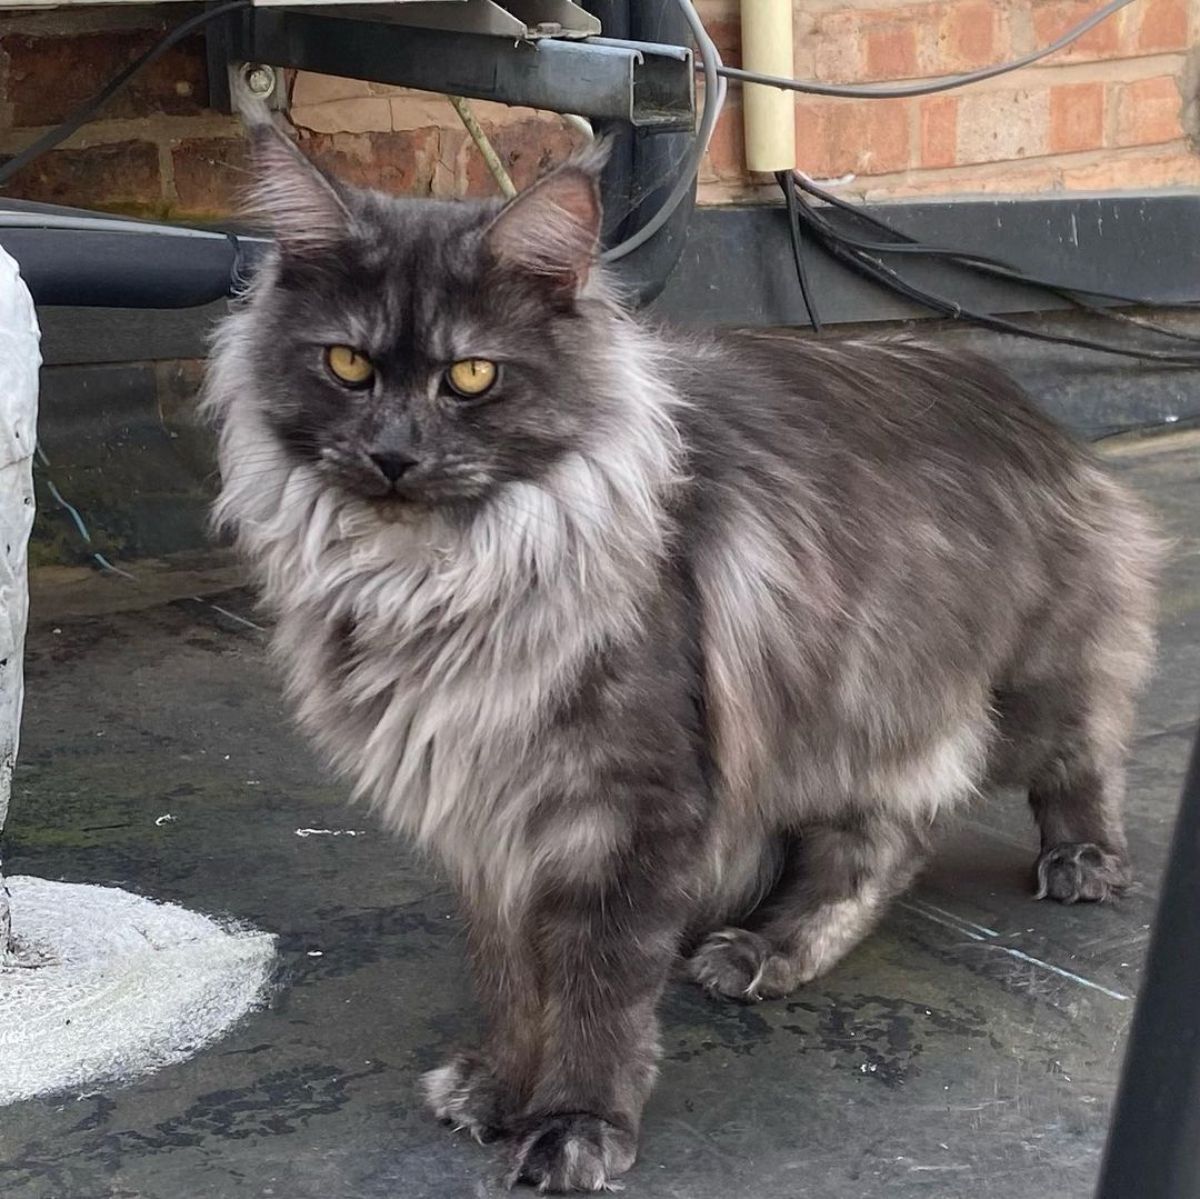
xmin=447 ymin=358 xmax=498 ymax=399
xmin=325 ymin=345 xmax=375 ymax=387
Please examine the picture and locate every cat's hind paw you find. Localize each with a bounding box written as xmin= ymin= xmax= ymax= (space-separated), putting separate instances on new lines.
xmin=1035 ymin=842 xmax=1130 ymax=904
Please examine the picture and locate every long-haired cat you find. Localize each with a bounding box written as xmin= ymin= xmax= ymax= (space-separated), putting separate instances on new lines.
xmin=204 ymin=109 xmax=1159 ymax=1192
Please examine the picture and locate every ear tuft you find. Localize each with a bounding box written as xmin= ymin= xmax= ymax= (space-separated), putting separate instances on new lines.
xmin=238 ymin=98 xmax=351 ymax=254
xmin=484 ymin=143 xmax=609 ymax=293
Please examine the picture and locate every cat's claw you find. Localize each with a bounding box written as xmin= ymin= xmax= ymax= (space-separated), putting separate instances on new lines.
xmin=422 ymin=1050 xmax=509 ymax=1144
xmin=507 ymin=1113 xmax=635 ymax=1193
xmin=688 ymin=927 xmax=796 ymax=1003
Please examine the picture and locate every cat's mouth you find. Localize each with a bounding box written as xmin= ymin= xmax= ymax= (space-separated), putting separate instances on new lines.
xmin=316 ymin=453 xmax=495 ymax=511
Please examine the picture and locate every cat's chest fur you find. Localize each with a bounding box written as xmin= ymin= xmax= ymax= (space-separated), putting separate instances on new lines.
xmin=240 ymin=453 xmax=667 ymax=890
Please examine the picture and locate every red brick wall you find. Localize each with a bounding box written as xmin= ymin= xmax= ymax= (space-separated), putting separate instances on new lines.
xmin=0 ymin=7 xmax=236 ymax=216
xmin=0 ymin=5 xmax=581 ymax=217
xmin=0 ymin=2 xmax=1196 ymax=218
xmin=700 ymin=0 xmax=1200 ymax=201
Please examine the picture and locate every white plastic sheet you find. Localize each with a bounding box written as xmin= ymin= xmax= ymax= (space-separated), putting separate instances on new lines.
xmin=0 ymin=247 xmax=39 ymax=957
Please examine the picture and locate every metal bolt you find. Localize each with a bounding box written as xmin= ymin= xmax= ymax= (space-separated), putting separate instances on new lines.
xmin=243 ymin=64 xmax=277 ymax=99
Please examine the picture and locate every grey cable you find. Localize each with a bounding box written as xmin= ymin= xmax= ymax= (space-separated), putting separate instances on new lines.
xmin=603 ymin=0 xmax=1133 ymax=262
xmin=599 ymin=0 xmax=726 ymax=262
xmin=712 ymin=0 xmax=1136 ymax=99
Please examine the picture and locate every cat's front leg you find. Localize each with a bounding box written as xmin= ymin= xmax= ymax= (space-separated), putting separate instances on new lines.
xmin=506 ymin=879 xmax=683 ymax=1192
xmin=423 ymin=902 xmax=541 ymax=1142
xmin=468 ymin=768 xmax=700 ymax=1190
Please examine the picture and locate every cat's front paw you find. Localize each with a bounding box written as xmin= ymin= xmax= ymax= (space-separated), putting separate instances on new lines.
xmin=687 ymin=927 xmax=798 ymax=1002
xmin=507 ymin=1113 xmax=636 ymax=1193
xmin=421 ymin=1050 xmax=510 ymax=1143
xmin=1035 ymin=842 xmax=1130 ymax=903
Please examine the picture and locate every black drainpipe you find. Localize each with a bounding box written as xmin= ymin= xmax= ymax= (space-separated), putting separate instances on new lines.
xmin=585 ymin=0 xmax=696 ymax=307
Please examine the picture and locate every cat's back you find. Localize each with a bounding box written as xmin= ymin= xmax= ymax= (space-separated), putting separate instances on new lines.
xmin=668 ymin=329 xmax=1081 ymax=490
xmin=664 ymin=327 xmax=1125 ymax=591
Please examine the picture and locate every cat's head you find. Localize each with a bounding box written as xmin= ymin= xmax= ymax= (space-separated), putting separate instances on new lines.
xmin=231 ymin=112 xmax=617 ymax=508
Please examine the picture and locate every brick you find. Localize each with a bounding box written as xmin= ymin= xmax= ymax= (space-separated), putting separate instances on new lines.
xmin=1133 ymin=0 xmax=1189 ymax=52
xmin=290 ymin=72 xmax=375 ymax=109
xmin=291 ymin=97 xmax=393 ymax=135
xmin=0 ymin=30 xmax=207 ymax=126
xmin=1114 ymin=75 xmax=1183 ymax=147
xmin=1048 ymin=82 xmax=1106 ymax=154
xmin=301 ymin=128 xmax=442 ymax=196
xmin=796 ymin=97 xmax=911 ymax=179
xmin=955 ymin=88 xmax=1049 ymax=165
xmin=460 ymin=118 xmax=584 ymax=197
xmin=937 ymin=2 xmax=1001 ymax=71
xmin=0 ymin=140 xmax=161 ymax=214
xmin=705 ymin=15 xmax=742 ymax=69
xmin=866 ymin=23 xmax=919 ymax=81
xmin=920 ymin=95 xmax=958 ymax=169
xmin=387 ymin=94 xmax=555 ymax=133
xmin=1060 ymin=149 xmax=1200 ymax=191
xmin=861 ymin=162 xmax=1060 ymax=201
xmin=171 ymin=137 xmax=250 ymax=217
xmin=701 ymin=102 xmax=746 ymax=182
xmin=1030 ymin=1 xmax=1125 ymax=62
xmin=811 ymin=11 xmax=864 ymax=82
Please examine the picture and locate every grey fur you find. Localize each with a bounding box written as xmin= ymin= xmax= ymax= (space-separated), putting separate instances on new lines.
xmin=204 ymin=121 xmax=1161 ymax=1192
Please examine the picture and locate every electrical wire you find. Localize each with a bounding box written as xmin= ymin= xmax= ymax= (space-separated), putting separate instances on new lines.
xmin=1090 ymin=415 xmax=1199 ymax=443
xmin=34 ymin=447 xmax=137 ymax=580
xmin=0 ymin=1 xmax=252 ymax=189
xmin=793 ymin=171 xmax=1200 ymax=343
xmin=778 ymin=169 xmax=821 ymax=331
xmin=781 ymin=172 xmax=1200 ymax=366
xmin=711 ymin=0 xmax=1137 ymax=99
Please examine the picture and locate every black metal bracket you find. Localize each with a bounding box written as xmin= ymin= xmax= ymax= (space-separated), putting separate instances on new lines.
xmin=203 ymin=0 xmax=698 ymax=304
xmin=219 ymin=8 xmax=694 ymax=131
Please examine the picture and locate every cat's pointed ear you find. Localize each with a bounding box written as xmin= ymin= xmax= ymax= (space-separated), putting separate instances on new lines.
xmin=484 ymin=142 xmax=608 ymax=294
xmin=239 ymin=97 xmax=351 ymax=254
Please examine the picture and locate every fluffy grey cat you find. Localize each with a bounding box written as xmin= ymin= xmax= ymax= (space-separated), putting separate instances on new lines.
xmin=204 ymin=112 xmax=1160 ymax=1192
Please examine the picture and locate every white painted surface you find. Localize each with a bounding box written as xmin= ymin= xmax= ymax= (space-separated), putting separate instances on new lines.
xmin=0 ymin=877 xmax=276 ymax=1105
xmin=0 ymin=247 xmax=39 ymax=956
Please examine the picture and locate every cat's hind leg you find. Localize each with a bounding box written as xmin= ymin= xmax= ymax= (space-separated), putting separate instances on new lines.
xmin=995 ymin=673 xmax=1137 ymax=904
xmin=1028 ymin=696 xmax=1133 ymax=904
xmin=689 ymin=813 xmax=927 ymax=1002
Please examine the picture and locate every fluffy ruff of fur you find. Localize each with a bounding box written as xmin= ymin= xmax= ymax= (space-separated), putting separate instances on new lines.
xmin=206 ymin=138 xmax=1160 ymax=1193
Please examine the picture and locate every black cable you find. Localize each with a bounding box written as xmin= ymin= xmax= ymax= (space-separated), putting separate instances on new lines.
xmin=778 ymin=169 xmax=821 ymax=332
xmin=795 ymin=196 xmax=1200 ymax=347
xmin=785 ymin=177 xmax=1200 ymax=366
xmin=1090 ymin=414 xmax=1200 ymax=443
xmin=782 ymin=175 xmax=1200 ymax=364
xmin=0 ymin=1 xmax=251 ymax=189
xmin=793 ymin=173 xmax=1200 ymax=318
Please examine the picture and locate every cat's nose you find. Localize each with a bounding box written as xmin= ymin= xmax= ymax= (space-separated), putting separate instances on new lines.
xmin=369 ymin=450 xmax=418 ymax=483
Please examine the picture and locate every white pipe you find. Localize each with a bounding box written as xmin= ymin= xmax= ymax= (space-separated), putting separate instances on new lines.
xmin=0 ymin=247 xmax=38 ymax=961
xmin=740 ymin=0 xmax=797 ymax=173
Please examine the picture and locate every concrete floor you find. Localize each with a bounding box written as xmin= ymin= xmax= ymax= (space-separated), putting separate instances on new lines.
xmin=2 ymin=432 xmax=1197 ymax=1199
